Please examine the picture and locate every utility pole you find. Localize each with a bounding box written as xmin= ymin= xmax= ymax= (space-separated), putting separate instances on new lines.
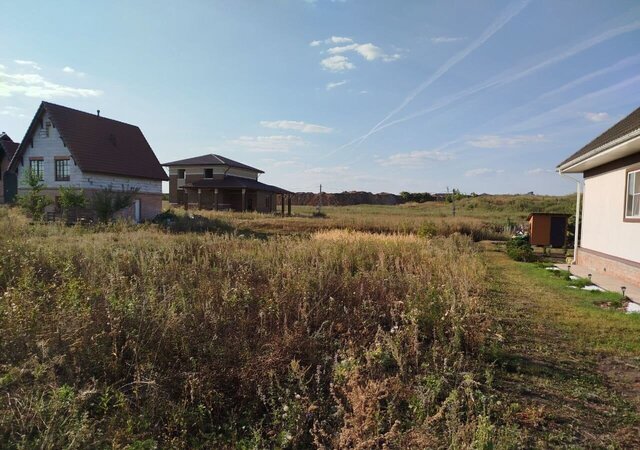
xmin=447 ymin=186 xmax=456 ymax=217
xmin=317 ymin=184 xmax=323 ymax=215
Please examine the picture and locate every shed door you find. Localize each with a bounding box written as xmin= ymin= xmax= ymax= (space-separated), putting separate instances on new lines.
xmin=550 ymin=216 xmax=566 ymax=248
xmin=3 ymin=172 xmax=17 ymax=203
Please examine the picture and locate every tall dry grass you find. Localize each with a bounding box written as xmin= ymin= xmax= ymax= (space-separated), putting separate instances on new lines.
xmin=176 ymin=206 xmax=509 ymax=240
xmin=0 ymin=208 xmax=507 ymax=448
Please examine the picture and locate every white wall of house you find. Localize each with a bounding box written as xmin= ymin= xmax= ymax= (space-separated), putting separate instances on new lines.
xmin=581 ymin=165 xmax=640 ymax=262
xmin=16 ymin=111 xmax=161 ymax=194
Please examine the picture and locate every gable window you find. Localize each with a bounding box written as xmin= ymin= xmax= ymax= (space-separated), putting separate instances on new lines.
xmin=55 ymin=158 xmax=70 ymax=181
xmin=177 ymin=169 xmax=186 ymax=179
xmin=29 ymin=158 xmax=44 ymax=180
xmin=626 ymin=169 xmax=640 ymax=218
xmin=204 ymin=168 xmax=214 ymax=179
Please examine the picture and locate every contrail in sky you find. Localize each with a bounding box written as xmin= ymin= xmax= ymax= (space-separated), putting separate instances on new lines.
xmin=359 ymin=0 xmax=533 ymax=140
xmin=363 ymin=20 xmax=640 ymax=138
xmin=319 ymin=0 xmax=533 ymax=160
xmin=537 ymin=52 xmax=640 ymax=101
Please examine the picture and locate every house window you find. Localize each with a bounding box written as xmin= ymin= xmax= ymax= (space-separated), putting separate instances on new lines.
xmin=204 ymin=168 xmax=213 ymax=178
xmin=626 ymin=169 xmax=640 ymax=218
xmin=45 ymin=120 xmax=52 ymax=137
xmin=177 ymin=169 xmax=186 ymax=179
xmin=55 ymin=159 xmax=70 ymax=181
xmin=29 ymin=159 xmax=44 ymax=180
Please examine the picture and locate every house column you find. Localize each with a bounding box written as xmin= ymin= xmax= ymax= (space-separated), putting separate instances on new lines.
xmin=287 ymin=195 xmax=291 ymax=216
xmin=242 ymin=188 xmax=246 ymax=212
xmin=197 ymin=189 xmax=202 ymax=210
xmin=214 ymin=188 xmax=219 ymax=211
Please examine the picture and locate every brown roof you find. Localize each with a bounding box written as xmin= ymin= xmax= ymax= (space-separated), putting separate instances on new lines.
xmin=163 ymin=154 xmax=264 ymax=173
xmin=10 ymin=102 xmax=168 ymax=181
xmin=0 ymin=140 xmax=19 ymax=162
xmin=558 ymin=106 xmax=640 ymax=168
xmin=185 ymin=175 xmax=291 ymax=194
xmin=0 ymin=134 xmax=19 ymax=162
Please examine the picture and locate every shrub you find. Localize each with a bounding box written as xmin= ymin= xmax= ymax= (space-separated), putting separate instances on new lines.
xmin=506 ymin=235 xmax=535 ymax=262
xmin=417 ymin=221 xmax=438 ymax=238
xmin=16 ymin=168 xmax=51 ymax=221
xmin=91 ymin=186 xmax=139 ymax=223
xmin=58 ymin=186 xmax=86 ymax=221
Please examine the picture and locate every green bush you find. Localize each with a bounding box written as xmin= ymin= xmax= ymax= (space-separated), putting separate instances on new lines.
xmin=506 ymin=235 xmax=536 ymax=262
xmin=91 ymin=187 xmax=139 ymax=223
xmin=16 ymin=169 xmax=51 ymax=221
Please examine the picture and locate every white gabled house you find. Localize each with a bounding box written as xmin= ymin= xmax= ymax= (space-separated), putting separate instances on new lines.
xmin=5 ymin=101 xmax=168 ymax=221
xmin=558 ymin=106 xmax=640 ymax=287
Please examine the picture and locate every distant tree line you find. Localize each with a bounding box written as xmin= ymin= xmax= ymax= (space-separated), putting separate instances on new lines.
xmin=399 ymin=190 xmax=477 ymax=203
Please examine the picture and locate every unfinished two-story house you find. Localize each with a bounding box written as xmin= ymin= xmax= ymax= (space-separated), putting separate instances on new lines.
xmin=164 ymin=154 xmax=292 ymax=213
xmin=6 ymin=101 xmax=168 ymax=221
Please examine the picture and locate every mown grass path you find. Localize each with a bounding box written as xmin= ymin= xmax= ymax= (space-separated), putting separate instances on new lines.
xmin=483 ymin=244 xmax=640 ymax=448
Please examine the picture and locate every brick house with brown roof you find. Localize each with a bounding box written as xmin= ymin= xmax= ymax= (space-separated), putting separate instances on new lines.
xmin=164 ymin=154 xmax=292 ymax=213
xmin=5 ymin=102 xmax=168 ymax=221
xmin=0 ymin=133 xmax=20 ymax=204
xmin=558 ymin=105 xmax=640 ymax=287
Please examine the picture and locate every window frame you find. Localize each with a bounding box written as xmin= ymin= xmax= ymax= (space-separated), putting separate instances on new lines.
xmin=55 ymin=158 xmax=70 ymax=182
xmin=624 ymin=166 xmax=640 ymax=223
xmin=177 ymin=169 xmax=186 ymax=179
xmin=204 ymin=168 xmax=214 ymax=179
xmin=29 ymin=158 xmax=44 ymax=181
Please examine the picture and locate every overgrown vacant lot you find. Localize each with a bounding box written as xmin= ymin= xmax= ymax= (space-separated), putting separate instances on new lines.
xmin=168 ymin=194 xmax=575 ymax=239
xmin=1 ymin=199 xmax=639 ymax=449
xmin=0 ymin=208 xmax=496 ymax=448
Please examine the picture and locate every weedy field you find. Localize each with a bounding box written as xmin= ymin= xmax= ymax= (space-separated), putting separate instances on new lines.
xmin=166 ymin=194 xmax=575 ymax=238
xmin=1 ymin=195 xmax=639 ymax=449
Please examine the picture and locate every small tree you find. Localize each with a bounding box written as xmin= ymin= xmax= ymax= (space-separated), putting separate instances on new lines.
xmin=17 ymin=169 xmax=51 ymax=221
xmin=58 ymin=186 xmax=86 ymax=222
xmin=91 ymin=186 xmax=139 ymax=223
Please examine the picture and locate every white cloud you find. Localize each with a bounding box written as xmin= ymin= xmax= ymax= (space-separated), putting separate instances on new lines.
xmin=0 ymin=67 xmax=102 ymax=99
xmin=0 ymin=105 xmax=27 ymax=118
xmin=321 ymin=55 xmax=355 ymax=72
xmin=326 ymin=80 xmax=348 ymax=90
xmin=226 ymin=135 xmax=307 ymax=152
xmin=376 ymin=150 xmax=454 ymax=167
xmin=465 ymin=168 xmax=504 ymax=177
xmin=304 ymin=165 xmax=349 ymax=175
xmin=313 ymin=37 xmax=400 ymax=71
xmin=260 ymin=120 xmax=333 ymax=134
xmin=62 ymin=66 xmax=86 ymax=77
xmin=526 ymin=168 xmax=554 ymax=175
xmin=326 ymin=42 xmax=400 ymax=62
xmin=14 ymin=59 xmax=41 ymax=70
xmin=431 ymin=36 xmax=466 ymax=44
xmin=467 ymin=134 xmax=545 ymax=148
xmin=327 ymin=36 xmax=353 ymax=44
xmin=582 ymin=112 xmax=610 ymax=122
xmin=326 ymin=43 xmax=359 ymax=54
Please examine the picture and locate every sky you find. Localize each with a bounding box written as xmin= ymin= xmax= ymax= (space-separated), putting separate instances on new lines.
xmin=1 ymin=0 xmax=639 ymax=195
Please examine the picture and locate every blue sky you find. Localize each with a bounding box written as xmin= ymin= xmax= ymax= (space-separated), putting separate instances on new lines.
xmin=1 ymin=0 xmax=639 ymax=195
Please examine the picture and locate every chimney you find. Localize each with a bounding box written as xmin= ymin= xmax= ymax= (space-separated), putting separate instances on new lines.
xmin=97 ymin=110 xmax=100 ymax=117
